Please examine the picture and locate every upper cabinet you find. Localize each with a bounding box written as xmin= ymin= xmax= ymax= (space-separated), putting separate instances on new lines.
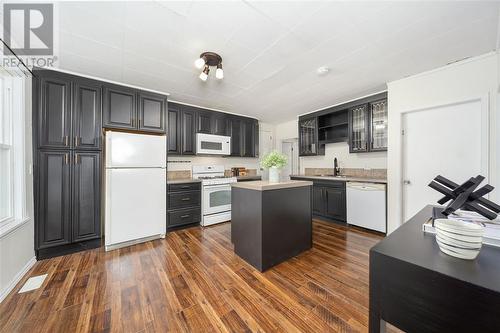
xmin=348 ymin=98 xmax=388 ymax=153
xmin=168 ymin=103 xmax=259 ymax=157
xmin=299 ymin=92 xmax=387 ymax=155
xmin=349 ymin=104 xmax=369 ymax=153
xmin=103 ymin=84 xmax=137 ymax=130
xmin=299 ymin=116 xmax=320 ymax=156
xmin=138 ymin=92 xmax=167 ymax=133
xmin=73 ymin=78 xmax=102 ymax=150
xmin=103 ymin=84 xmax=167 ymax=134
xmin=37 ymin=70 xmax=101 ymax=150
xmin=369 ymin=99 xmax=388 ymax=151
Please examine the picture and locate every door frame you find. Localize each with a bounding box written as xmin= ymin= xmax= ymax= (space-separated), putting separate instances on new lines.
xmin=281 ymin=138 xmax=299 ymax=180
xmin=399 ymin=94 xmax=490 ymax=223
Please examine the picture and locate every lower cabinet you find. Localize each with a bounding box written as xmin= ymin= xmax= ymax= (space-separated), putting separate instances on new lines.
xmin=167 ymin=182 xmax=201 ymax=230
xmin=36 ymin=150 xmax=101 ymax=258
xmin=294 ymin=177 xmax=346 ymax=222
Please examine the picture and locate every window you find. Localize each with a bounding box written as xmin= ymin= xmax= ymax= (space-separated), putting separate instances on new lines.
xmin=0 ymin=73 xmax=26 ymax=231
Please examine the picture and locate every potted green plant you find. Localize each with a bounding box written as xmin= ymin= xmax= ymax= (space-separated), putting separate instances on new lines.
xmin=261 ymin=151 xmax=288 ymax=183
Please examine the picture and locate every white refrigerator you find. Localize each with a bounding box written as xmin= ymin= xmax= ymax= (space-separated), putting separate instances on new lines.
xmin=105 ymin=131 xmax=166 ymax=251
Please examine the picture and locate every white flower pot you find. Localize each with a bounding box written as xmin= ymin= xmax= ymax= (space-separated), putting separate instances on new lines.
xmin=268 ymin=167 xmax=280 ymax=183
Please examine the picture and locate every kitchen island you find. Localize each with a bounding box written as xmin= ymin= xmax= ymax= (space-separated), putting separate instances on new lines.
xmin=231 ymin=180 xmax=313 ymax=271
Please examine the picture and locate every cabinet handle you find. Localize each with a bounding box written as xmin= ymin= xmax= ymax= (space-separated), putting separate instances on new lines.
xmin=181 ymin=198 xmax=191 ymax=201
xmin=131 ymin=118 xmax=135 ymax=127
xmin=74 ymin=136 xmax=80 ymax=147
xmin=180 ymin=185 xmax=190 ymax=189
xmin=64 ymin=136 xmax=69 ymax=146
xmin=64 ymin=153 xmax=69 ymax=165
xmin=75 ymin=154 xmax=80 ymax=164
xmin=180 ymin=214 xmax=190 ymax=219
xmin=138 ymin=119 xmax=141 ymax=128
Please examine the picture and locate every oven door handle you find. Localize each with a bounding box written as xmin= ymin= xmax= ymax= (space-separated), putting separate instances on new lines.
xmin=203 ymin=184 xmax=233 ymax=189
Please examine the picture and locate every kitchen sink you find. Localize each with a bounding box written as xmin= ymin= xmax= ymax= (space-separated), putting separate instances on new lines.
xmin=315 ymin=174 xmax=347 ymax=178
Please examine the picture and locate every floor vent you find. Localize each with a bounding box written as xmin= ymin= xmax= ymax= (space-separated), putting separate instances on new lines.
xmin=18 ymin=274 xmax=47 ymax=293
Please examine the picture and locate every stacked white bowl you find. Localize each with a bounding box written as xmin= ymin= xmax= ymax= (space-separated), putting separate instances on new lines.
xmin=434 ymin=218 xmax=484 ymax=260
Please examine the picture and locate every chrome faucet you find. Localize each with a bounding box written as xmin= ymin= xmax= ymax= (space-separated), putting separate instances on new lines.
xmin=333 ymin=157 xmax=340 ymax=176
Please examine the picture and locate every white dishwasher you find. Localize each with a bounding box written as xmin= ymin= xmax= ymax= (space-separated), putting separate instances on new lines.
xmin=346 ymin=182 xmax=386 ymax=233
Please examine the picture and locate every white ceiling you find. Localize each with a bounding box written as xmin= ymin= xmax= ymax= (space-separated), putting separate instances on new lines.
xmin=56 ymin=1 xmax=500 ymax=123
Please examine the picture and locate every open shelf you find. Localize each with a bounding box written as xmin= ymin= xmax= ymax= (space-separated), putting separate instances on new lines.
xmin=318 ymin=122 xmax=348 ymax=130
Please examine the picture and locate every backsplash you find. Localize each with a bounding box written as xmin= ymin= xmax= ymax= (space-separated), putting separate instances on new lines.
xmin=167 ymin=169 xmax=258 ymax=180
xmin=304 ymin=167 xmax=387 ymax=179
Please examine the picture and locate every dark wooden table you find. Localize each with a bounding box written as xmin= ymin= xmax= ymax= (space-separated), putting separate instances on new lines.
xmin=369 ymin=205 xmax=500 ymax=333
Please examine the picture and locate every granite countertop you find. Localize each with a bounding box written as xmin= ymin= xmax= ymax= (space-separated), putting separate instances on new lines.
xmin=231 ymin=180 xmax=313 ymax=191
xmin=167 ymin=178 xmax=202 ymax=185
xmin=236 ymin=175 xmax=262 ymax=181
xmin=290 ymin=174 xmax=387 ymax=184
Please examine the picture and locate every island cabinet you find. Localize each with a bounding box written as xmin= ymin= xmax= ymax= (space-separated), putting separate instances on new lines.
xmin=231 ymin=180 xmax=313 ymax=271
xmin=103 ymin=84 xmax=167 ymax=134
xmin=168 ymin=103 xmax=259 ymax=157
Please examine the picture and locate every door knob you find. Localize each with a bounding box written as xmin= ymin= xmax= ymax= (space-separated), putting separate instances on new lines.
xmin=403 ymin=180 xmax=411 ymax=185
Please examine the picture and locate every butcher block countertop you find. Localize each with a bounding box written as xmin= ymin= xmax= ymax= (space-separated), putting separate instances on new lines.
xmin=231 ymin=180 xmax=313 ymax=191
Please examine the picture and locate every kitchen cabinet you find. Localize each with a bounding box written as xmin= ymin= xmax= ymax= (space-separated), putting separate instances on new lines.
xmin=369 ymin=99 xmax=388 ymax=151
xmin=37 ymin=150 xmax=72 ymax=248
xmin=167 ymin=105 xmax=181 ymax=154
xmin=241 ymin=119 xmax=258 ymax=157
xmin=37 ymin=72 xmax=72 ymax=149
xmin=167 ymin=103 xmax=258 ymax=157
xmin=103 ymin=84 xmax=137 ymax=130
xmin=212 ymin=112 xmax=227 ymax=136
xmin=72 ymin=151 xmax=101 ymax=242
xmin=73 ymin=78 xmax=102 ymax=150
xmin=299 ymin=116 xmax=322 ymax=156
xmin=167 ymin=182 xmax=201 ymax=230
xmin=292 ymin=177 xmax=346 ymax=222
xmin=227 ymin=116 xmax=242 ymax=156
xmin=348 ymin=104 xmax=369 ymax=153
xmin=197 ymin=110 xmax=212 ymax=134
xmin=181 ymin=106 xmax=197 ymax=155
xmin=348 ymin=98 xmax=388 ymax=153
xmin=103 ymin=84 xmax=167 ymax=134
xmin=138 ymin=92 xmax=167 ymax=133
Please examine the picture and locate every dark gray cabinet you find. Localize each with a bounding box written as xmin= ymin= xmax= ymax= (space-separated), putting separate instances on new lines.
xmin=181 ymin=106 xmax=197 ymax=155
xmin=167 ymin=182 xmax=201 ymax=230
xmin=227 ymin=117 xmax=242 ymax=156
xmin=37 ymin=150 xmax=72 ymax=248
xmin=299 ymin=116 xmax=321 ymax=156
xmin=103 ymin=85 xmax=167 ymax=134
xmin=72 ymin=151 xmax=101 ymax=242
xmin=292 ymin=177 xmax=346 ymax=222
xmin=103 ymin=84 xmax=137 ymax=130
xmin=38 ymin=73 xmax=72 ymax=149
xmin=73 ymin=79 xmax=102 ymax=150
xmin=348 ymin=99 xmax=388 ymax=153
xmin=138 ymin=92 xmax=166 ymax=133
xmin=197 ymin=110 xmax=212 ymax=134
xmin=167 ymin=105 xmax=181 ymax=154
xmin=167 ymin=103 xmax=258 ymax=157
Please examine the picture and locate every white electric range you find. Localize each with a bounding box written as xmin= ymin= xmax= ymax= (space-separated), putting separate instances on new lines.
xmin=192 ymin=165 xmax=237 ymax=226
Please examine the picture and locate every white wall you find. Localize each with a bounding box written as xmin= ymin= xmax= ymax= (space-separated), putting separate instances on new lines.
xmin=0 ymin=77 xmax=36 ymax=302
xmin=274 ymin=118 xmax=387 ymax=173
xmin=387 ymin=52 xmax=499 ymax=233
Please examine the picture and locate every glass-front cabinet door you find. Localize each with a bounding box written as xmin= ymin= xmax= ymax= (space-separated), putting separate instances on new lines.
xmin=299 ymin=117 xmax=318 ymax=156
xmin=349 ymin=104 xmax=368 ymax=152
xmin=370 ymin=99 xmax=388 ymax=151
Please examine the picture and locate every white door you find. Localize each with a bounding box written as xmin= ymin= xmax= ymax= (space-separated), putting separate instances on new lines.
xmin=259 ymin=129 xmax=274 ymax=180
xmin=281 ymin=140 xmax=299 ymax=181
xmin=402 ymin=98 xmax=488 ymax=221
xmin=105 ymin=168 xmax=166 ymax=246
xmin=106 ymin=131 xmax=166 ymax=168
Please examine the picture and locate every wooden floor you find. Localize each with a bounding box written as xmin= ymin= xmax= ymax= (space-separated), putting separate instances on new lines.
xmin=0 ymin=220 xmax=394 ymax=333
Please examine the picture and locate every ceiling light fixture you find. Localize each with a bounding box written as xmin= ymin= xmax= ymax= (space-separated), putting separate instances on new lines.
xmin=317 ymin=66 xmax=330 ymax=76
xmin=195 ymin=52 xmax=223 ymax=81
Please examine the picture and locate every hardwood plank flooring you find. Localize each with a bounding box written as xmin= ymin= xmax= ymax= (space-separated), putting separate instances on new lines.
xmin=0 ymin=220 xmax=401 ymax=333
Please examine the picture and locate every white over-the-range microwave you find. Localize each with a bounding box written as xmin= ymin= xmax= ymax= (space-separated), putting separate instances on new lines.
xmin=196 ymin=133 xmax=231 ymax=155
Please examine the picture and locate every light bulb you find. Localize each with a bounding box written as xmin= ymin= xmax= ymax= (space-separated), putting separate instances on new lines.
xmin=199 ymin=72 xmax=208 ymax=81
xmin=194 ymin=57 xmax=205 ymax=69
xmin=215 ymin=67 xmax=224 ymax=80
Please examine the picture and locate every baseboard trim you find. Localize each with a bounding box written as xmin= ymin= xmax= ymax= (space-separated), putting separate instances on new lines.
xmin=0 ymin=256 xmax=36 ymax=303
